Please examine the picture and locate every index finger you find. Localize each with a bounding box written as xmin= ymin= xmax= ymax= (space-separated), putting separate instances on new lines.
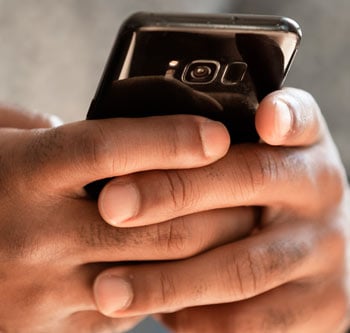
xmin=15 ymin=115 xmax=230 ymax=192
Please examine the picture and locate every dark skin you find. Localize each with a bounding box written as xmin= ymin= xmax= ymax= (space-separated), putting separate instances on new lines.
xmin=0 ymin=105 xmax=252 ymax=332
xmin=94 ymin=88 xmax=350 ymax=333
xmin=0 ymin=87 xmax=348 ymax=332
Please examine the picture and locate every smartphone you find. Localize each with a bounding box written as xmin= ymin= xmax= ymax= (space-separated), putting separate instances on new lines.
xmin=85 ymin=12 xmax=301 ymax=196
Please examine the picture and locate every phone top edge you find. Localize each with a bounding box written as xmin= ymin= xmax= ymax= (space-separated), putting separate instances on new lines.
xmin=124 ymin=12 xmax=302 ymax=38
xmin=90 ymin=11 xmax=302 ymax=109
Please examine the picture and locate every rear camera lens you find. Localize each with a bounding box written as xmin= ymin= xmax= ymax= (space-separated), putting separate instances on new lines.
xmin=183 ymin=60 xmax=220 ymax=84
xmin=190 ymin=65 xmax=212 ymax=80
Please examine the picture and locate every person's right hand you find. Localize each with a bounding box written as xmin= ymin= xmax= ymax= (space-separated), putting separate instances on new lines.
xmin=92 ymin=88 xmax=350 ymax=333
xmin=0 ymin=106 xmax=255 ymax=332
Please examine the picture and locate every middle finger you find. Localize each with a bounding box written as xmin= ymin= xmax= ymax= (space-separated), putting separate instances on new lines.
xmin=60 ymin=199 xmax=255 ymax=264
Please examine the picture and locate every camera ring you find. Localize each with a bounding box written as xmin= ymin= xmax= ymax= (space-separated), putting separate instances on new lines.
xmin=190 ymin=65 xmax=212 ymax=80
xmin=182 ymin=60 xmax=221 ymax=85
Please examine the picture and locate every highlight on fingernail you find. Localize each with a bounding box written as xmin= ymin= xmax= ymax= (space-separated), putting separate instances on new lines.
xmin=273 ymin=99 xmax=293 ymax=141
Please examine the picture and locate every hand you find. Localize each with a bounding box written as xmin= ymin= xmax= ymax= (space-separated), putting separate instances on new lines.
xmin=0 ymin=104 xmax=63 ymax=128
xmin=0 ymin=106 xmax=253 ymax=332
xmin=94 ymin=89 xmax=350 ymax=333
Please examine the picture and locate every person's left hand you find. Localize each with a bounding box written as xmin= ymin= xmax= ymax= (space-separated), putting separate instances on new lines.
xmin=94 ymin=88 xmax=350 ymax=333
xmin=0 ymin=106 xmax=146 ymax=333
xmin=0 ymin=105 xmax=254 ymax=333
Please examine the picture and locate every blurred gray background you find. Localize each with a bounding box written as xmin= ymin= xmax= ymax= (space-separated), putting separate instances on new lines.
xmin=0 ymin=1 xmax=349 ymax=332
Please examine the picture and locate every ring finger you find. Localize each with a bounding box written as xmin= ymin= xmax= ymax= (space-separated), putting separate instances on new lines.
xmin=159 ymin=277 xmax=347 ymax=333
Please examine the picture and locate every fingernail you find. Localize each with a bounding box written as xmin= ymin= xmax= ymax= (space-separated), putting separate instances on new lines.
xmin=100 ymin=183 xmax=140 ymax=225
xmin=274 ymin=100 xmax=292 ymax=139
xmin=95 ymin=275 xmax=133 ymax=315
xmin=199 ymin=120 xmax=230 ymax=158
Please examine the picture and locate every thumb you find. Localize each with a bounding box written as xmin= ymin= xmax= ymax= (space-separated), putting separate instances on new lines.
xmin=255 ymin=88 xmax=327 ymax=147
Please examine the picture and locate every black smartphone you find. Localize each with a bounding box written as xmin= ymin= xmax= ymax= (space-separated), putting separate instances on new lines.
xmin=87 ymin=12 xmax=301 ymax=135
xmin=85 ymin=12 xmax=301 ymax=197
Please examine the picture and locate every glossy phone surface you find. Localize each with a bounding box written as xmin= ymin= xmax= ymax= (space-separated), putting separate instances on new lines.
xmin=88 ymin=12 xmax=301 ymax=141
xmin=85 ymin=12 xmax=301 ymax=197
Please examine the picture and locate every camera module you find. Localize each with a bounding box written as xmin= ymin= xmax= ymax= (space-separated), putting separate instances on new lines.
xmin=182 ymin=60 xmax=220 ymax=84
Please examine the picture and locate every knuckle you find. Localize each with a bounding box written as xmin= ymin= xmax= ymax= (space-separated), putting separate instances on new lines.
xmin=70 ymin=121 xmax=130 ymax=177
xmin=26 ymin=128 xmax=63 ymax=166
xmin=262 ymin=238 xmax=309 ymax=279
xmin=78 ymin=212 xmax=129 ymax=251
xmin=154 ymin=218 xmax=196 ymax=259
xmin=0 ymin=126 xmax=81 ymax=194
xmin=163 ymin=170 xmax=197 ymax=212
xmin=50 ymin=121 xmax=126 ymax=178
xmin=74 ymin=122 xmax=115 ymax=175
xmin=222 ymin=248 xmax=263 ymax=299
xmin=233 ymin=147 xmax=278 ymax=199
xmin=23 ymin=122 xmax=124 ymax=181
xmin=16 ymin=127 xmax=65 ymax=188
xmin=223 ymin=239 xmax=306 ymax=299
xmin=156 ymin=270 xmax=177 ymax=310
